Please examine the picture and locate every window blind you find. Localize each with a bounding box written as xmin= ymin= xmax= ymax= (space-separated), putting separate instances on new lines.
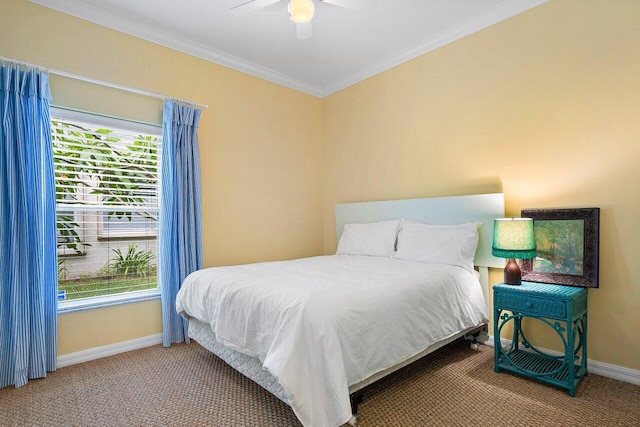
xmin=51 ymin=108 xmax=162 ymax=301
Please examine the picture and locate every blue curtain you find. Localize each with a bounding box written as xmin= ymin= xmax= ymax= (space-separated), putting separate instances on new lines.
xmin=0 ymin=64 xmax=57 ymax=388
xmin=160 ymin=101 xmax=203 ymax=347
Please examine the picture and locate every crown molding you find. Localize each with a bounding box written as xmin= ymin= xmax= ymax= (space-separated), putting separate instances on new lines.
xmin=29 ymin=0 xmax=548 ymax=99
xmin=28 ymin=0 xmax=324 ymax=97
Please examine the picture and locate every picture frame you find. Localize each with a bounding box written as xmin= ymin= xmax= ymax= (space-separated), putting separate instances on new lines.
xmin=520 ymin=208 xmax=600 ymax=288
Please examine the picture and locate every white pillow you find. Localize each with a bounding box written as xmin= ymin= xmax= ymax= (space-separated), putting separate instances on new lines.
xmin=394 ymin=221 xmax=482 ymax=272
xmin=336 ymin=220 xmax=401 ymax=257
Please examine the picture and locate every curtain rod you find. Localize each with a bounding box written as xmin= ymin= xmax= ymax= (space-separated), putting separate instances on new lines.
xmin=1 ymin=56 xmax=208 ymax=110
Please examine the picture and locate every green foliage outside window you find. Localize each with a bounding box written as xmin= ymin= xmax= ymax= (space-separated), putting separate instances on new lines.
xmin=52 ymin=121 xmax=159 ymax=255
xmin=52 ymin=118 xmax=160 ymax=300
xmin=109 ymin=243 xmax=156 ymax=278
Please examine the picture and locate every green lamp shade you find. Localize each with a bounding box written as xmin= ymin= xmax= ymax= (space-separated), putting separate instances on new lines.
xmin=492 ymin=218 xmax=537 ymax=259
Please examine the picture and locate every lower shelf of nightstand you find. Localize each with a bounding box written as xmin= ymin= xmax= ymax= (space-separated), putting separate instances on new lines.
xmin=497 ymin=349 xmax=586 ymax=393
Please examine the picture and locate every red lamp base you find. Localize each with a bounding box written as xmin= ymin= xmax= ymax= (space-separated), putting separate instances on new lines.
xmin=504 ymin=258 xmax=522 ymax=285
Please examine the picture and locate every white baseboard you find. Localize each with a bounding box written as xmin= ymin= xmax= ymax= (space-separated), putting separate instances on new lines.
xmin=57 ymin=333 xmax=163 ymax=368
xmin=56 ymin=333 xmax=640 ymax=388
xmin=587 ymin=359 xmax=640 ymax=386
xmin=486 ymin=335 xmax=640 ymax=387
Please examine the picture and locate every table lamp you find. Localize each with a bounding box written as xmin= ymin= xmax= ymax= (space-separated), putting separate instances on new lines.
xmin=492 ymin=218 xmax=536 ymax=285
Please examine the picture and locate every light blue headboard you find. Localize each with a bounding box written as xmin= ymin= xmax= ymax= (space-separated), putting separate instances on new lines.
xmin=334 ymin=193 xmax=505 ymax=269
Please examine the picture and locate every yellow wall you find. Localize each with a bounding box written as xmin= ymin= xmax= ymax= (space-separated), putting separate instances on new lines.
xmin=57 ymin=300 xmax=162 ymax=355
xmin=2 ymin=0 xmax=639 ymax=372
xmin=323 ymin=0 xmax=640 ymax=370
xmin=1 ymin=0 xmax=324 ymax=355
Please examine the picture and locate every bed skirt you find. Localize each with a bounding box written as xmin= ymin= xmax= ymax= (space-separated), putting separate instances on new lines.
xmin=188 ymin=318 xmax=486 ymax=411
xmin=189 ymin=318 xmax=290 ymax=404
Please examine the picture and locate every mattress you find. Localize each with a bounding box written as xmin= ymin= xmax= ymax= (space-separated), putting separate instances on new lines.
xmin=177 ymin=255 xmax=488 ymax=427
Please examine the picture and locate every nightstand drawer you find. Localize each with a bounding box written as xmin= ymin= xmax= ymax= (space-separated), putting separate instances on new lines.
xmin=495 ymin=293 xmax=566 ymax=318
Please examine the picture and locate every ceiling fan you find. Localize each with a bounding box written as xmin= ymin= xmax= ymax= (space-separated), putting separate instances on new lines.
xmin=228 ymin=0 xmax=376 ymax=40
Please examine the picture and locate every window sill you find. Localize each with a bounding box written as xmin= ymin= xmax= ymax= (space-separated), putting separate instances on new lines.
xmin=57 ymin=289 xmax=161 ymax=314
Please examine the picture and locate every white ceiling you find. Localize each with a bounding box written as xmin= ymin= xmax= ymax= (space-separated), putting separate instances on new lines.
xmin=29 ymin=0 xmax=548 ymax=98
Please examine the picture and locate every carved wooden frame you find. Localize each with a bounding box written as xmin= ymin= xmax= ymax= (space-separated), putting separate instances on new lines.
xmin=520 ymin=208 xmax=600 ymax=288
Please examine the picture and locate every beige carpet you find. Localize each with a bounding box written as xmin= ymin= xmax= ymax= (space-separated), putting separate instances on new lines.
xmin=1 ymin=340 xmax=639 ymax=426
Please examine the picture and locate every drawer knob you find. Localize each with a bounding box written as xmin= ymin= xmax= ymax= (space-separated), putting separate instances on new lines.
xmin=525 ymin=301 xmax=532 ymax=308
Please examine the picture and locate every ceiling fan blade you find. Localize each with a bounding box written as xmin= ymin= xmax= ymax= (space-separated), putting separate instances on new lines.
xmin=229 ymin=0 xmax=281 ymax=16
xmin=296 ymin=22 xmax=312 ymax=40
xmin=263 ymin=1 xmax=288 ymax=12
xmin=319 ymin=0 xmax=377 ymax=11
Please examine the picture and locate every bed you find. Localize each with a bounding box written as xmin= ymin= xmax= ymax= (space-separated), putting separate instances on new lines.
xmin=176 ymin=193 xmax=505 ymax=427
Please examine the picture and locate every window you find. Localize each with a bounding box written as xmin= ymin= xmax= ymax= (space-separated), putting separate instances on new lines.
xmin=51 ymin=108 xmax=162 ymax=305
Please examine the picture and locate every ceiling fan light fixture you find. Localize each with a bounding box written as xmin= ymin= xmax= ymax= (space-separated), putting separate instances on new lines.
xmin=288 ymin=0 xmax=315 ymax=24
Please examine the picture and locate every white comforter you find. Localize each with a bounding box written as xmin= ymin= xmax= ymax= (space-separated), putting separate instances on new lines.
xmin=176 ymin=255 xmax=488 ymax=427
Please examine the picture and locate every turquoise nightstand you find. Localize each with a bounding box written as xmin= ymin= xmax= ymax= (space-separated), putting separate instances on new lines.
xmin=493 ymin=281 xmax=588 ymax=396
